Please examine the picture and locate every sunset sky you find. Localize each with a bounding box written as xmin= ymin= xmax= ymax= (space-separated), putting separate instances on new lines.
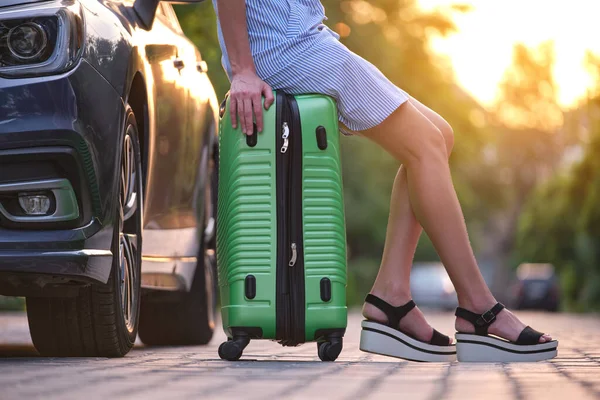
xmin=417 ymin=0 xmax=600 ymax=109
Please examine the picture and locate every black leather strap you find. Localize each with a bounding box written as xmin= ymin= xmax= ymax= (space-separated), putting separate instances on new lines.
xmin=430 ymin=329 xmax=451 ymax=346
xmin=455 ymin=303 xmax=505 ymax=335
xmin=364 ymin=294 xmax=415 ymax=329
xmin=516 ymin=326 xmax=544 ymax=345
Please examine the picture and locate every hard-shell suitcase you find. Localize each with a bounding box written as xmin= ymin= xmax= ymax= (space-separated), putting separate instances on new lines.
xmin=216 ymin=91 xmax=348 ymax=361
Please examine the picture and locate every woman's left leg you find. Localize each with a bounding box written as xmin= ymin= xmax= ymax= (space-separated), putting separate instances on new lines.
xmin=362 ymin=96 xmax=454 ymax=342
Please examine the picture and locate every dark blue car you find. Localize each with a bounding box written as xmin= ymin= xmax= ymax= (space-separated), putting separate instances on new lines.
xmin=0 ymin=0 xmax=219 ymax=357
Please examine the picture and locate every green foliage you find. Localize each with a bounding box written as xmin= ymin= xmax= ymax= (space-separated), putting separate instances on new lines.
xmin=490 ymin=42 xmax=565 ymax=223
xmin=0 ymin=296 xmax=25 ymax=311
xmin=516 ymin=111 xmax=600 ymax=311
xmin=346 ymin=257 xmax=379 ymax=306
xmin=496 ymin=42 xmax=562 ymax=131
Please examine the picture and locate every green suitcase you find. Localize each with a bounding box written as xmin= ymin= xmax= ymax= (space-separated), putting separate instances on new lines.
xmin=216 ymin=91 xmax=348 ymax=361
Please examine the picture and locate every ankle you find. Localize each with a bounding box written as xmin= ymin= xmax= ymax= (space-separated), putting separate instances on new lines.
xmin=457 ymin=292 xmax=496 ymax=314
xmin=369 ymin=282 xmax=411 ymax=306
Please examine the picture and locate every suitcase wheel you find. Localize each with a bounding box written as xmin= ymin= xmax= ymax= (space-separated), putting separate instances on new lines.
xmin=317 ymin=337 xmax=343 ymax=362
xmin=218 ymin=336 xmax=250 ymax=361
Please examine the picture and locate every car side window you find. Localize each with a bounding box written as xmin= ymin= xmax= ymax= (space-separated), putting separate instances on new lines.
xmin=157 ymin=3 xmax=184 ymax=34
xmin=155 ymin=4 xmax=169 ymax=23
xmin=155 ymin=3 xmax=167 ymax=18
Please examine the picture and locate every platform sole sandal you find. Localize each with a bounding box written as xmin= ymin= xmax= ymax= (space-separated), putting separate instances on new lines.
xmin=455 ymin=333 xmax=558 ymax=362
xmin=360 ymin=320 xmax=457 ymax=362
xmin=359 ymin=294 xmax=456 ymax=362
xmin=455 ymin=303 xmax=558 ymax=363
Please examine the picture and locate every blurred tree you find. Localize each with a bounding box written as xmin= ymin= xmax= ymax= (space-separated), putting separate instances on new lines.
xmin=474 ymin=42 xmax=565 ymax=300
xmin=585 ymin=51 xmax=600 ymax=92
xmin=516 ymin=53 xmax=600 ymax=311
xmin=517 ymin=118 xmax=600 ymax=311
xmin=493 ymin=42 xmax=563 ymax=207
xmin=496 ymin=42 xmax=563 ymax=131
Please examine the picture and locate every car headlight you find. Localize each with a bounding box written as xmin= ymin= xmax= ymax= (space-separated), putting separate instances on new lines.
xmin=0 ymin=0 xmax=84 ymax=78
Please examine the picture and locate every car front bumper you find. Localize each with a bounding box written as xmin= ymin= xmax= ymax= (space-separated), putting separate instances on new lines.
xmin=0 ymin=60 xmax=124 ymax=293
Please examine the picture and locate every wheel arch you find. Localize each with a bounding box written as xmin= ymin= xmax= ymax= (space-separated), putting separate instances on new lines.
xmin=126 ymin=72 xmax=149 ymax=195
xmin=194 ymin=106 xmax=218 ymax=229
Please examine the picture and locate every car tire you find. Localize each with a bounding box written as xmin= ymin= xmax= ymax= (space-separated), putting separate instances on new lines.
xmin=138 ymin=252 xmax=217 ymax=346
xmin=137 ymin=144 xmax=218 ymax=346
xmin=26 ymin=107 xmax=143 ymax=357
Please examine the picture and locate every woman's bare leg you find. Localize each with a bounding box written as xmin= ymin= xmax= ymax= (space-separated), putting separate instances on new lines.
xmin=362 ymin=97 xmax=454 ymax=342
xmin=361 ymin=100 xmax=551 ymax=343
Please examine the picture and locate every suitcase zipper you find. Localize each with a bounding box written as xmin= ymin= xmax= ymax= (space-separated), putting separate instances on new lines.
xmin=287 ymin=94 xmax=306 ymax=346
xmin=275 ymin=92 xmax=291 ymax=342
xmin=288 ymin=243 xmax=297 ymax=266
xmin=275 ymin=92 xmax=305 ymax=346
xmin=281 ymin=122 xmax=290 ymax=153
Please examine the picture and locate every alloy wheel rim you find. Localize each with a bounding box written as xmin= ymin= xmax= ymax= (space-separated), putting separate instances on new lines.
xmin=121 ymin=131 xmax=138 ymax=220
xmin=119 ymin=125 xmax=139 ymax=333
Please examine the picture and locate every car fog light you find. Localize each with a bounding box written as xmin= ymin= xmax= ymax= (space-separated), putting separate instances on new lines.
xmin=7 ymin=22 xmax=48 ymax=61
xmin=18 ymin=194 xmax=51 ymax=215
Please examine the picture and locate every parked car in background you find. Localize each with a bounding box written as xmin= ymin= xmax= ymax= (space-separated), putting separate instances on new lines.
xmin=511 ymin=263 xmax=560 ymax=312
xmin=0 ymin=0 xmax=218 ymax=357
xmin=410 ymin=262 xmax=458 ymax=311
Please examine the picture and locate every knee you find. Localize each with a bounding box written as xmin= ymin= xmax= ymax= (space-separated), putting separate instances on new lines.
xmin=405 ymin=124 xmax=447 ymax=166
xmin=438 ymin=120 xmax=454 ymax=157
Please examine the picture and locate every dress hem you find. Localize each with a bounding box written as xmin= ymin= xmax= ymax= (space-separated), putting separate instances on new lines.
xmin=339 ymin=91 xmax=409 ymax=135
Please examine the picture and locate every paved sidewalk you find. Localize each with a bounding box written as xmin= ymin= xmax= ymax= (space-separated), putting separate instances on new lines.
xmin=0 ymin=311 xmax=599 ymax=399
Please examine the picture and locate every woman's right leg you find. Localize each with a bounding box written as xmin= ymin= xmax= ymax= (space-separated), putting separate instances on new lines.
xmin=362 ymin=97 xmax=455 ymax=342
xmin=363 ymin=101 xmax=552 ymax=343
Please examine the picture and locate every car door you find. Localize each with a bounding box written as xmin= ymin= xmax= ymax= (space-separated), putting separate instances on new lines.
xmin=142 ymin=3 xmax=196 ymax=259
xmin=160 ymin=3 xmax=212 ymax=229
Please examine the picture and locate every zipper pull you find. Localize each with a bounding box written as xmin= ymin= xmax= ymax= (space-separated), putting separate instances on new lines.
xmin=288 ymin=242 xmax=297 ymax=266
xmin=281 ymin=122 xmax=290 ymax=153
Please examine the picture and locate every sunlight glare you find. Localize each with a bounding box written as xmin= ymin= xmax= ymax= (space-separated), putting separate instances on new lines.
xmin=418 ymin=0 xmax=600 ymax=108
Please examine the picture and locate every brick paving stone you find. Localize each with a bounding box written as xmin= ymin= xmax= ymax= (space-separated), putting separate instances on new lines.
xmin=521 ymin=382 xmax=595 ymax=400
xmin=0 ymin=311 xmax=598 ymax=399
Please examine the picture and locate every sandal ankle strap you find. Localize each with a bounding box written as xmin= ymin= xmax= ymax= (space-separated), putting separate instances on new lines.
xmin=455 ymin=303 xmax=505 ymax=336
xmin=365 ymin=294 xmax=415 ymax=329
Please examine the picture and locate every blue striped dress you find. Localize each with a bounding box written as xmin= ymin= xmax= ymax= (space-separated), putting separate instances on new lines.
xmin=211 ymin=0 xmax=409 ymax=133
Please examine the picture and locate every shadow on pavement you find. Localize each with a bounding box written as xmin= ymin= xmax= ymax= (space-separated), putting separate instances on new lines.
xmin=0 ymin=344 xmax=39 ymax=358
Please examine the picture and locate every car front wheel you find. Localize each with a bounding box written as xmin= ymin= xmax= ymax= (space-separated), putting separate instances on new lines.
xmin=26 ymin=107 xmax=143 ymax=357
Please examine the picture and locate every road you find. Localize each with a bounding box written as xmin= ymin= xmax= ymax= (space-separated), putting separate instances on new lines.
xmin=0 ymin=310 xmax=599 ymax=400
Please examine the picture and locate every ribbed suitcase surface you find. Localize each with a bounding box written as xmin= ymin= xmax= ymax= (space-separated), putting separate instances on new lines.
xmin=217 ymin=92 xmax=347 ymax=362
xmin=296 ymin=96 xmax=347 ymax=341
xmin=217 ymin=97 xmax=278 ymax=340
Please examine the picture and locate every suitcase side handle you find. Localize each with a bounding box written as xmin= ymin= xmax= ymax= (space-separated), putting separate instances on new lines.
xmin=316 ymin=126 xmax=327 ymax=150
xmin=246 ymin=123 xmax=258 ymax=147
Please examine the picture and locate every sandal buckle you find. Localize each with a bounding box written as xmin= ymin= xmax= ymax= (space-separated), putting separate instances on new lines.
xmin=481 ymin=310 xmax=496 ymax=324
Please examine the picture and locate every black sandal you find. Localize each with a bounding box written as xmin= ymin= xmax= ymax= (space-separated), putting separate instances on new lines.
xmin=359 ymin=294 xmax=456 ymax=362
xmin=455 ymin=303 xmax=558 ymax=362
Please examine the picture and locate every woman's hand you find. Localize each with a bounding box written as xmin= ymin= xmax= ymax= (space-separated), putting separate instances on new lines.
xmin=230 ymin=70 xmax=274 ymax=135
xmin=216 ymin=0 xmax=273 ymax=134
